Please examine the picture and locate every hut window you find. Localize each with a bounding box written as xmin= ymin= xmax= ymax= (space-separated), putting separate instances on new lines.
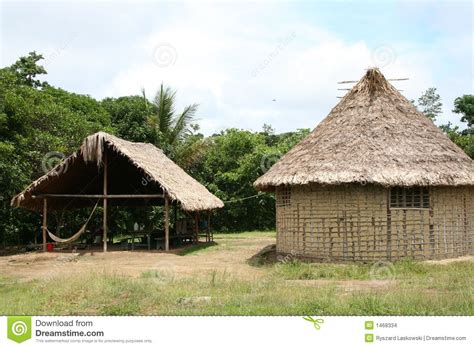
xmin=390 ymin=187 xmax=429 ymax=209
xmin=276 ymin=187 xmax=291 ymax=207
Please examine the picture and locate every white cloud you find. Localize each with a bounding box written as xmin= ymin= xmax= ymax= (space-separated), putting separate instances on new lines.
xmin=103 ymin=6 xmax=444 ymax=136
xmin=4 ymin=1 xmax=466 ymax=135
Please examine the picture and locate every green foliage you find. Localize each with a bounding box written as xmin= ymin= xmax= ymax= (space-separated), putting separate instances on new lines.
xmin=101 ymin=95 xmax=156 ymax=143
xmin=3 ymin=51 xmax=470 ymax=247
xmin=439 ymin=123 xmax=474 ymax=158
xmin=193 ymin=127 xmax=309 ymax=231
xmin=417 ymin=87 xmax=442 ymax=121
xmin=453 ymin=94 xmax=474 ymax=128
xmin=439 ymin=94 xmax=474 ymax=159
xmin=145 ymin=84 xmax=200 ymax=161
xmin=0 ymin=53 xmax=112 ymax=245
xmin=8 ymin=51 xmax=47 ymax=88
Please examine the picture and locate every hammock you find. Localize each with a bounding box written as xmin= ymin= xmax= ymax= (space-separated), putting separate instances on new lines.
xmin=47 ymin=200 xmax=100 ymax=244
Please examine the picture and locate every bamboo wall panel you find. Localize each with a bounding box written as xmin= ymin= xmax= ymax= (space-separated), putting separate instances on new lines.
xmin=275 ymin=184 xmax=474 ymax=262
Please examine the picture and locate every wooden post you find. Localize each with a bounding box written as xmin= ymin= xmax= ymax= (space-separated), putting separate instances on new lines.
xmin=165 ymin=195 xmax=170 ymax=251
xmin=173 ymin=202 xmax=178 ymax=234
xmin=195 ymin=212 xmax=200 ymax=243
xmin=207 ymin=210 xmax=211 ymax=242
xmin=103 ymin=150 xmax=108 ymax=252
xmin=42 ymin=198 xmax=48 ymax=252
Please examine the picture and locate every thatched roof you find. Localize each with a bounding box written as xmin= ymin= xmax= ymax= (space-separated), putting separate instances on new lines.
xmin=255 ymin=68 xmax=474 ymax=191
xmin=11 ymin=132 xmax=224 ymax=211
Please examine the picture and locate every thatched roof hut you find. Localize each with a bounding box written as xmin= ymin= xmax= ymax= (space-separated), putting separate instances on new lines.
xmin=255 ymin=68 xmax=474 ymax=262
xmin=12 ymin=132 xmax=223 ymax=252
xmin=255 ymin=69 xmax=474 ymax=190
xmin=12 ymin=132 xmax=223 ymax=211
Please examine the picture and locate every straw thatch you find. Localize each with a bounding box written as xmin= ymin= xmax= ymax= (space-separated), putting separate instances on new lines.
xmin=254 ymin=68 xmax=474 ymax=190
xmin=11 ymin=132 xmax=224 ymax=211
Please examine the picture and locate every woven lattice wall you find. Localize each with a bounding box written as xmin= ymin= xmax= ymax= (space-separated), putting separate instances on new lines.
xmin=275 ymin=184 xmax=474 ymax=262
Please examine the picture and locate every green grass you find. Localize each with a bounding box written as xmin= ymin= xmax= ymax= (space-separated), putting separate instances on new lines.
xmin=176 ymin=231 xmax=276 ymax=256
xmin=1 ymin=261 xmax=472 ymax=315
xmin=177 ymin=242 xmax=218 ymax=256
xmin=214 ymin=230 xmax=276 ymax=239
xmin=271 ymin=258 xmax=438 ymax=280
xmin=0 ymin=231 xmax=472 ymax=315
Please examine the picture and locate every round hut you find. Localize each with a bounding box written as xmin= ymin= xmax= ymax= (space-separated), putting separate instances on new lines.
xmin=254 ymin=68 xmax=474 ymax=262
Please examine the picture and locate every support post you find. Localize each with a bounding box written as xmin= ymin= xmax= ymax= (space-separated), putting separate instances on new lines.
xmin=207 ymin=210 xmax=211 ymax=242
xmin=173 ymin=202 xmax=178 ymax=234
xmin=42 ymin=198 xmax=48 ymax=252
xmin=103 ymin=151 xmax=108 ymax=252
xmin=165 ymin=195 xmax=170 ymax=251
xmin=195 ymin=212 xmax=200 ymax=243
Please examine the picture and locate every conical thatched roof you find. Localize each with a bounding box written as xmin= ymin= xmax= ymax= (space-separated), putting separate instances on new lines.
xmin=255 ymin=68 xmax=474 ymax=190
xmin=11 ymin=132 xmax=224 ymax=211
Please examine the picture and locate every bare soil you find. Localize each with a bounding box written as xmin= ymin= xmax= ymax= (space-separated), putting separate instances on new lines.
xmin=1 ymin=234 xmax=472 ymax=289
xmin=0 ymin=236 xmax=273 ymax=282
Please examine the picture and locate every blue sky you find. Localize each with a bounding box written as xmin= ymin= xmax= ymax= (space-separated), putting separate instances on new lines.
xmin=1 ymin=0 xmax=472 ymax=135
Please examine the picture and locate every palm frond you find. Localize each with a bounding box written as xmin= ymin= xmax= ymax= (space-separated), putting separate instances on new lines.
xmin=174 ymin=137 xmax=210 ymax=169
xmin=170 ymin=103 xmax=199 ymax=144
xmin=153 ymin=83 xmax=176 ymax=135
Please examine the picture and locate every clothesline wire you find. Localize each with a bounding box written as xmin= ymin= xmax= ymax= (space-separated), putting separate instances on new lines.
xmin=223 ymin=192 xmax=273 ymax=204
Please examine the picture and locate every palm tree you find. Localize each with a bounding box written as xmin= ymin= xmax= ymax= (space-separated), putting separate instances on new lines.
xmin=143 ymin=84 xmax=208 ymax=169
xmin=144 ymin=83 xmax=198 ymax=146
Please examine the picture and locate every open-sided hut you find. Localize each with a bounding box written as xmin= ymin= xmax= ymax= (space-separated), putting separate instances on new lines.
xmin=11 ymin=132 xmax=223 ymax=251
xmin=255 ymin=68 xmax=474 ymax=262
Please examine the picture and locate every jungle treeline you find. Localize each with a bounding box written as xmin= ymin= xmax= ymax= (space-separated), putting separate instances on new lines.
xmin=0 ymin=52 xmax=472 ymax=245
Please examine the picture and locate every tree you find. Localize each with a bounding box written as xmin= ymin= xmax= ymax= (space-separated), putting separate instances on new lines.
xmin=418 ymin=87 xmax=442 ymax=121
xmin=439 ymin=94 xmax=474 ymax=159
xmin=0 ymin=53 xmax=112 ymax=245
xmin=102 ymin=95 xmax=157 ymax=143
xmin=146 ymin=84 xmax=198 ymax=147
xmin=453 ymin=95 xmax=474 ymax=128
xmin=9 ymin=51 xmax=47 ymax=88
xmin=144 ymin=84 xmax=204 ymax=169
xmin=193 ymin=127 xmax=309 ymax=231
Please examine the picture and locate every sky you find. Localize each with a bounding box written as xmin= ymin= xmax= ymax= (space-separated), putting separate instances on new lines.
xmin=0 ymin=0 xmax=472 ymax=135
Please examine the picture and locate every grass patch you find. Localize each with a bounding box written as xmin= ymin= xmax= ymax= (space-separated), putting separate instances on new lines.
xmin=214 ymin=231 xmax=276 ymax=239
xmin=0 ymin=261 xmax=472 ymax=315
xmin=177 ymin=242 xmax=218 ymax=256
xmin=274 ymin=261 xmax=371 ymax=280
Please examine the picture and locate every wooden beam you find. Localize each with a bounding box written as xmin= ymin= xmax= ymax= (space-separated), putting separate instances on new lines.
xmin=42 ymin=198 xmax=47 ymax=252
xmin=32 ymin=194 xmax=164 ymax=199
xmin=165 ymin=195 xmax=170 ymax=251
xmin=103 ymin=151 xmax=108 ymax=252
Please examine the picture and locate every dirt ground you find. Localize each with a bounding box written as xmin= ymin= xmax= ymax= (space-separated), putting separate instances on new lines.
xmin=0 ymin=235 xmax=273 ymax=282
xmin=1 ymin=233 xmax=472 ymax=289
